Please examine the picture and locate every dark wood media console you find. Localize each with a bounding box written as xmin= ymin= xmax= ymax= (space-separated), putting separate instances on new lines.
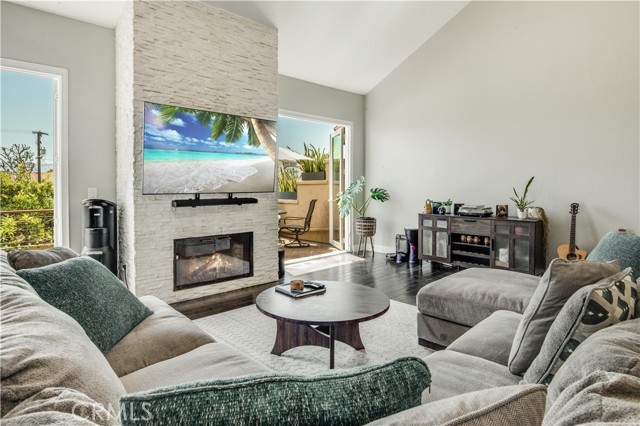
xmin=418 ymin=214 xmax=545 ymax=275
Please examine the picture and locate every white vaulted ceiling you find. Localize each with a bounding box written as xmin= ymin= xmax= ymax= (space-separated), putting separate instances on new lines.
xmin=9 ymin=0 xmax=469 ymax=94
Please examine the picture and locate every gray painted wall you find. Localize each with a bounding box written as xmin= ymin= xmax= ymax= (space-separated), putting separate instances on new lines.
xmin=366 ymin=1 xmax=640 ymax=258
xmin=1 ymin=2 xmax=116 ymax=253
xmin=279 ymin=75 xmax=365 ymax=250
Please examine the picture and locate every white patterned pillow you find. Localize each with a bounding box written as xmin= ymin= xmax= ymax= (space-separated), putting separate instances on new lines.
xmin=524 ymin=268 xmax=637 ymax=385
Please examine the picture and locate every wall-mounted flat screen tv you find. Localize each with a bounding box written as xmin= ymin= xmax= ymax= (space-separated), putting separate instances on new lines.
xmin=143 ymin=102 xmax=277 ymax=194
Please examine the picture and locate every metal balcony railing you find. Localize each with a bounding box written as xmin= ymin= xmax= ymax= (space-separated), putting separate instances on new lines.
xmin=0 ymin=209 xmax=54 ymax=251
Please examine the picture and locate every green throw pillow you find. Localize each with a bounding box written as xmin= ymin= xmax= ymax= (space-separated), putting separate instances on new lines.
xmin=119 ymin=357 xmax=431 ymax=426
xmin=17 ymin=256 xmax=152 ymax=354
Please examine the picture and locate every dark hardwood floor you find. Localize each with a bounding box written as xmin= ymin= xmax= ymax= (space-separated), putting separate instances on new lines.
xmin=173 ymin=253 xmax=458 ymax=319
xmin=286 ymin=254 xmax=457 ymax=306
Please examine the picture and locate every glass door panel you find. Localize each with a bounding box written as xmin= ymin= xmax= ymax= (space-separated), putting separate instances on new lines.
xmin=422 ymin=230 xmax=433 ymax=256
xmin=329 ymin=128 xmax=345 ymax=249
xmin=495 ymin=225 xmax=510 ymax=235
xmin=514 ymin=239 xmax=530 ymax=272
xmin=435 ymin=230 xmax=448 ymax=258
xmin=495 ymin=237 xmax=509 ymax=268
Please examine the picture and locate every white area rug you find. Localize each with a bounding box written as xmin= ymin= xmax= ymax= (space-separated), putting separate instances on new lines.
xmin=285 ymin=253 xmax=365 ymax=276
xmin=194 ymin=300 xmax=432 ymax=373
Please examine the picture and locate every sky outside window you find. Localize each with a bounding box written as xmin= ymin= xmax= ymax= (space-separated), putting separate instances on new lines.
xmin=1 ymin=70 xmax=55 ymax=171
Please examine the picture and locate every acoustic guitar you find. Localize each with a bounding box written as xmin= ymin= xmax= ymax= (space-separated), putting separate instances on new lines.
xmin=557 ymin=203 xmax=588 ymax=260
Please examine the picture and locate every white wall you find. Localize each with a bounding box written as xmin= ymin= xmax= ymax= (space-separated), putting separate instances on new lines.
xmin=116 ymin=1 xmax=279 ymax=302
xmin=1 ymin=2 xmax=116 ymax=253
xmin=366 ymin=1 xmax=640 ymax=259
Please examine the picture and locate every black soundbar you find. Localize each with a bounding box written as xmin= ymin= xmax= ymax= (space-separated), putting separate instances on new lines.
xmin=171 ymin=194 xmax=258 ymax=208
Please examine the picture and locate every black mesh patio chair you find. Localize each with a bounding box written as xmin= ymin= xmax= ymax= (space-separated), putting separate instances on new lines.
xmin=279 ymin=199 xmax=317 ymax=248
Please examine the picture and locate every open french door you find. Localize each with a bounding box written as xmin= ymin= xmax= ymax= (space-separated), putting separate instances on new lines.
xmin=328 ymin=127 xmax=345 ymax=249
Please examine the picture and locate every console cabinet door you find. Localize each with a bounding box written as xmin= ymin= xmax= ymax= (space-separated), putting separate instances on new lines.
xmin=492 ymin=222 xmax=535 ymax=274
xmin=419 ymin=215 xmax=450 ymax=262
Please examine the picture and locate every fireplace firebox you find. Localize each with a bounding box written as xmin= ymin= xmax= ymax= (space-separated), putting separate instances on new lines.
xmin=174 ymin=232 xmax=253 ymax=291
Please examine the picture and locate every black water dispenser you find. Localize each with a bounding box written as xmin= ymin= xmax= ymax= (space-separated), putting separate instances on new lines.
xmin=81 ymin=199 xmax=117 ymax=275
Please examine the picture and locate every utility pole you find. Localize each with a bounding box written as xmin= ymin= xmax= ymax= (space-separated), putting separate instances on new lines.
xmin=32 ymin=131 xmax=48 ymax=183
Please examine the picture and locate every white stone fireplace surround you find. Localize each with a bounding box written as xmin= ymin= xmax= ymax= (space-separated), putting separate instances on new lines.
xmin=115 ymin=1 xmax=279 ymax=303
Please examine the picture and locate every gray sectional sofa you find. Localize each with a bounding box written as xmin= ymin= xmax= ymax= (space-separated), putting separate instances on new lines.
xmin=1 ymin=248 xmax=639 ymax=425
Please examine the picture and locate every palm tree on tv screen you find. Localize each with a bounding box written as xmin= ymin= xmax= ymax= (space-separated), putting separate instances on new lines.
xmin=155 ymin=104 xmax=277 ymax=160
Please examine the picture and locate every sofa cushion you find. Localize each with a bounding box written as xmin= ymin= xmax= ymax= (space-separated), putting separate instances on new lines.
xmin=120 ymin=357 xmax=430 ymax=426
xmin=106 ymin=295 xmax=215 ymax=377
xmin=587 ymin=230 xmax=640 ymax=281
xmin=120 ymin=342 xmax=270 ymax=393
xmin=417 ymin=268 xmax=539 ymax=327
xmin=525 ymin=269 xmax=636 ymax=385
xmin=3 ymin=387 xmax=118 ymax=426
xmin=0 ymin=284 xmax=125 ymax=417
xmin=546 ymin=318 xmax=640 ymax=407
xmin=508 ymin=259 xmax=620 ymax=375
xmin=16 ymin=256 xmax=153 ymax=354
xmin=367 ymin=384 xmax=546 ymax=426
xmin=422 ymin=350 xmax=522 ymax=403
xmin=1 ymin=251 xmax=38 ymax=295
xmin=447 ymin=310 xmax=522 ymax=367
xmin=7 ymin=246 xmax=78 ymax=270
xmin=544 ymin=371 xmax=640 ymax=425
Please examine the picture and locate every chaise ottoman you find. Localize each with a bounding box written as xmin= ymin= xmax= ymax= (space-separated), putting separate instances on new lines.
xmin=417 ymin=268 xmax=540 ymax=348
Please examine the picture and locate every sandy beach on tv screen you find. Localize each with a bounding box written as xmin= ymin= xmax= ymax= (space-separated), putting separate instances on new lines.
xmin=143 ymin=157 xmax=275 ymax=194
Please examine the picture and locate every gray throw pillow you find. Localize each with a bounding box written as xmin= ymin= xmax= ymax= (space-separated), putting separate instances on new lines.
xmin=0 ymin=284 xmax=125 ymax=417
xmin=544 ymin=371 xmax=640 ymax=425
xmin=545 ymin=318 xmax=640 ymax=407
xmin=17 ymin=256 xmax=152 ymax=354
xmin=524 ymin=268 xmax=636 ymax=385
xmin=120 ymin=357 xmax=431 ymax=426
xmin=3 ymin=387 xmax=118 ymax=426
xmin=368 ymin=384 xmax=546 ymax=426
xmin=508 ymin=259 xmax=620 ymax=375
xmin=8 ymin=246 xmax=78 ymax=270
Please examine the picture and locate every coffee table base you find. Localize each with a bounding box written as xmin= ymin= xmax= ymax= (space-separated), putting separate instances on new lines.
xmin=271 ymin=320 xmax=365 ymax=369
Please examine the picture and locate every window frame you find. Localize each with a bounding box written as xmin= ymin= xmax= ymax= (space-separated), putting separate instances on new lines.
xmin=1 ymin=58 xmax=69 ymax=247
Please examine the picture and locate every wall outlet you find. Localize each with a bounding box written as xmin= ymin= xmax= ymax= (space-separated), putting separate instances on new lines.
xmin=88 ymin=187 xmax=98 ymax=198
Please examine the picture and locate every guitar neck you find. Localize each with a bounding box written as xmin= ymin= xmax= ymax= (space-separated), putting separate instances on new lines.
xmin=569 ymin=214 xmax=577 ymax=252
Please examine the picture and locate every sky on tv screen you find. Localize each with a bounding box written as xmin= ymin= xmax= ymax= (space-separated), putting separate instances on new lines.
xmin=143 ymin=103 xmax=267 ymax=155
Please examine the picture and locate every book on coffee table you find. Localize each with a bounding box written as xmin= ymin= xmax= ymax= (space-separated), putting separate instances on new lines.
xmin=275 ymin=281 xmax=326 ymax=299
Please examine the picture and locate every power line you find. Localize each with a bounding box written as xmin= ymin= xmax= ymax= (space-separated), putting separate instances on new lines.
xmin=0 ymin=128 xmax=34 ymax=134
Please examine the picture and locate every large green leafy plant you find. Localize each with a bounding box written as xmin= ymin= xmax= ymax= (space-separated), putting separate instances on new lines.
xmin=336 ymin=176 xmax=390 ymax=218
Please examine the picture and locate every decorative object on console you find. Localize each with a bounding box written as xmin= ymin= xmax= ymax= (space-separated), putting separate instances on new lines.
xmin=509 ymin=176 xmax=535 ymax=219
xmin=453 ymin=203 xmax=464 ymax=215
xmin=496 ymin=204 xmax=508 ymax=218
xmin=507 ymin=258 xmax=621 ymax=375
xmin=424 ymin=199 xmax=432 ymax=214
xmin=143 ymin=102 xmax=277 ymax=195
xmin=524 ymin=268 xmax=636 ymax=385
xmin=557 ymin=203 xmax=588 ymax=260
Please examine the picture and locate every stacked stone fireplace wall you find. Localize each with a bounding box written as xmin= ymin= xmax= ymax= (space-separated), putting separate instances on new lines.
xmin=115 ymin=1 xmax=278 ymax=303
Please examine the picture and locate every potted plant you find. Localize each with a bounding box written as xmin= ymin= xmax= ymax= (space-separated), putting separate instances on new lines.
xmin=295 ymin=143 xmax=329 ymax=181
xmin=277 ymin=164 xmax=299 ymax=200
xmin=510 ymin=176 xmax=535 ymax=219
xmin=434 ymin=199 xmax=453 ymax=214
xmin=336 ymin=176 xmax=390 ymax=237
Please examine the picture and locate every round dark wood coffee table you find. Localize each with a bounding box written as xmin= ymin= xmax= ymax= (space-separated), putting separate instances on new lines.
xmin=256 ymin=281 xmax=390 ymax=369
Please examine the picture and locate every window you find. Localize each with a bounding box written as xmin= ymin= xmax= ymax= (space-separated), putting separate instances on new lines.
xmin=1 ymin=59 xmax=68 ymax=249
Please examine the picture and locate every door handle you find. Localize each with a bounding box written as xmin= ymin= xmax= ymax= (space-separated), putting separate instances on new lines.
xmin=463 ymin=219 xmax=477 ymax=223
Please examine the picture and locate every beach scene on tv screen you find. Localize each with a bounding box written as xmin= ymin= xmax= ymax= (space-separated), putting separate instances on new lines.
xmin=143 ymin=103 xmax=276 ymax=194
